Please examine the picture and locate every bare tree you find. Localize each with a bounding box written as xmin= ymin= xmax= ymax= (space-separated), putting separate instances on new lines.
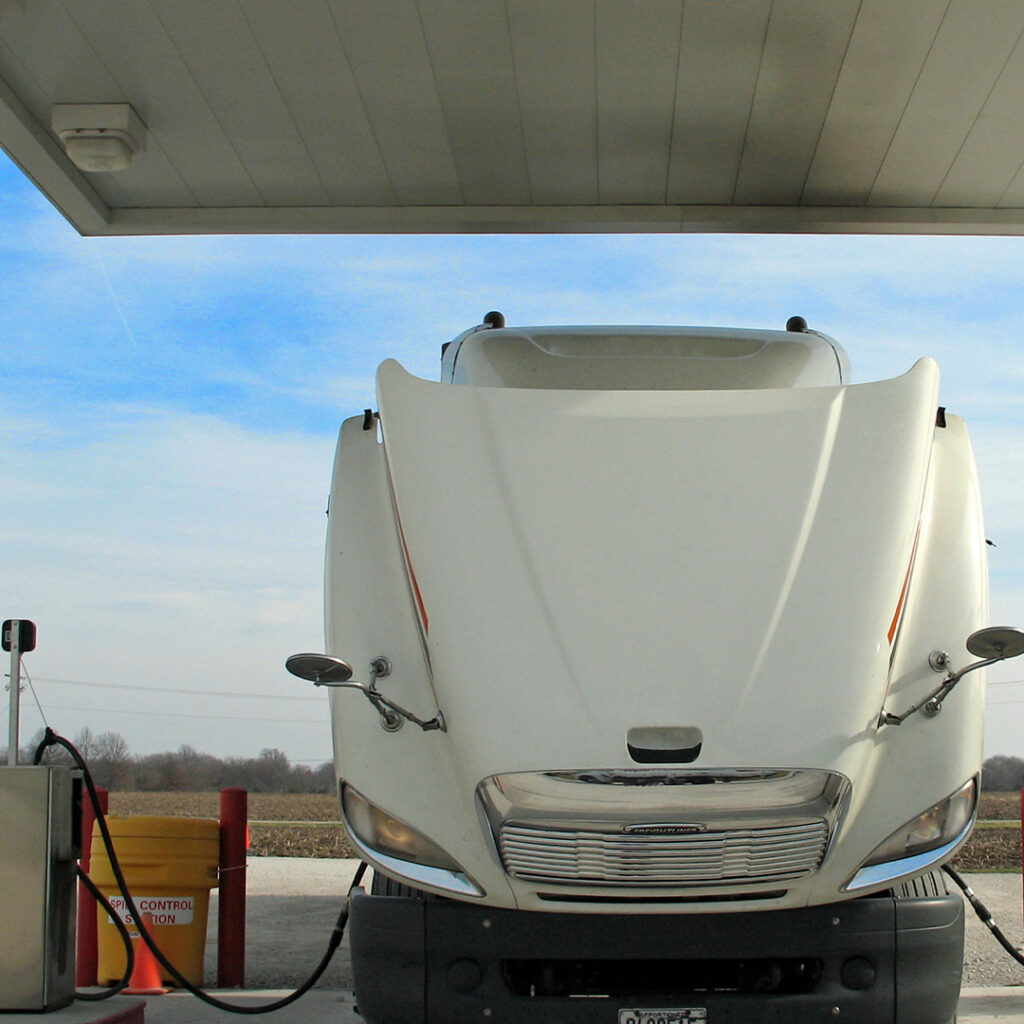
xmin=176 ymin=744 xmax=222 ymax=790
xmin=3 ymin=725 xmax=339 ymax=794
xmin=981 ymin=755 xmax=1024 ymax=792
xmin=92 ymin=731 xmax=132 ymax=789
xmin=251 ymin=748 xmax=293 ymax=792
xmin=74 ymin=726 xmax=96 ymax=762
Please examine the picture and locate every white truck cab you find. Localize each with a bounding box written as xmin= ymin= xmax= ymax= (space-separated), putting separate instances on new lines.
xmin=290 ymin=314 xmax=1022 ymax=1024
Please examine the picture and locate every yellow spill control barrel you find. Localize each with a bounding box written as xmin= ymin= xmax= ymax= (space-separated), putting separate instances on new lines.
xmin=91 ymin=816 xmax=220 ymax=987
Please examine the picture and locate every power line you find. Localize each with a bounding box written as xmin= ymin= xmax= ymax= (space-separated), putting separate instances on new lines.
xmin=30 ymin=675 xmax=324 ymax=703
xmin=36 ymin=701 xmax=327 ymax=725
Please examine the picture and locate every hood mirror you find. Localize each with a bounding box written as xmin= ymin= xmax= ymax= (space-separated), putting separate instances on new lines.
xmin=966 ymin=626 xmax=1024 ymax=661
xmin=286 ymin=653 xmax=354 ymax=684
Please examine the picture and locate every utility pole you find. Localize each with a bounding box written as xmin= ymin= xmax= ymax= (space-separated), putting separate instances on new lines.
xmin=3 ymin=620 xmax=36 ymax=765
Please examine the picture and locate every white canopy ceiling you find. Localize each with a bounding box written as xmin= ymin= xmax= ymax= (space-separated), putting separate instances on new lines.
xmin=3 ymin=0 xmax=1024 ymax=236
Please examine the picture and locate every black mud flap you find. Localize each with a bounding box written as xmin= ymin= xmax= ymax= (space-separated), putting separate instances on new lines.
xmin=349 ymin=890 xmax=963 ymax=1024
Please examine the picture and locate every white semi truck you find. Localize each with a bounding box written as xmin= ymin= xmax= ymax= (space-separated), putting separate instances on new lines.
xmin=288 ymin=315 xmax=1024 ymax=1024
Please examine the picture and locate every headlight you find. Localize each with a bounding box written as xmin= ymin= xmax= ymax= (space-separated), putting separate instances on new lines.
xmin=342 ymin=785 xmax=462 ymax=871
xmin=341 ymin=785 xmax=483 ymax=898
xmin=864 ymin=778 xmax=976 ymax=866
xmin=844 ymin=778 xmax=977 ymax=892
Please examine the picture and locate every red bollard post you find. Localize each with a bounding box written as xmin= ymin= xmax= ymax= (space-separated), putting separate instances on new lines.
xmin=218 ymin=788 xmax=248 ymax=988
xmin=76 ymin=786 xmax=109 ymax=987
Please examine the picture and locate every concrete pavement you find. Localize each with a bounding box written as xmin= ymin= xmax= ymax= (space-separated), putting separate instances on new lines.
xmin=5 ymin=860 xmax=1023 ymax=1023
xmin=26 ymin=986 xmax=1024 ymax=1024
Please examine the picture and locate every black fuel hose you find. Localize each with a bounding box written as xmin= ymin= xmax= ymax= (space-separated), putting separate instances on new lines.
xmin=943 ymin=863 xmax=1024 ymax=968
xmin=35 ymin=727 xmax=367 ymax=1013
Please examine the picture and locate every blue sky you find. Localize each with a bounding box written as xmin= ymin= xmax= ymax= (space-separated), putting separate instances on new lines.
xmin=2 ymin=150 xmax=1024 ymax=763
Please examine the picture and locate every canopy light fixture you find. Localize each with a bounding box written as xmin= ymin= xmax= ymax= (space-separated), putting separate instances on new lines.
xmin=51 ymin=103 xmax=146 ymax=173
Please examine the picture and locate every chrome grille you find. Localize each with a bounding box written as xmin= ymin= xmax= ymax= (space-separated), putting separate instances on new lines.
xmin=500 ymin=820 xmax=829 ymax=886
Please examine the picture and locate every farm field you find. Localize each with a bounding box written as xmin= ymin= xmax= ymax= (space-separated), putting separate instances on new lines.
xmin=108 ymin=791 xmax=353 ymax=858
xmin=976 ymin=791 xmax=1021 ymax=820
xmin=104 ymin=791 xmax=1022 ymax=867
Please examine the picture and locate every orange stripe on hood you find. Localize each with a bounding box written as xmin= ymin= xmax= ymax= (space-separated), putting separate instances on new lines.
xmin=888 ymin=521 xmax=922 ymax=646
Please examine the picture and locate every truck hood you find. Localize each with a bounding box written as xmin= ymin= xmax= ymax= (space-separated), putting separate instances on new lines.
xmin=376 ymin=359 xmax=939 ymax=783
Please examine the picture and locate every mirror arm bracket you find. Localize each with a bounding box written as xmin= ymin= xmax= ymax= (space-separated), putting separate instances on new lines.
xmin=314 ymin=656 xmax=447 ymax=733
xmin=878 ymin=653 xmax=1004 ymax=728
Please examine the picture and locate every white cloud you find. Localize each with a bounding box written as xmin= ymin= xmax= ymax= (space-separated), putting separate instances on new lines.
xmin=1 ymin=403 xmax=335 ymax=759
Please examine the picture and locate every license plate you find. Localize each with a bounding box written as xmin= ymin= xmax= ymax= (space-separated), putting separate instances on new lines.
xmin=618 ymin=1010 xmax=706 ymax=1024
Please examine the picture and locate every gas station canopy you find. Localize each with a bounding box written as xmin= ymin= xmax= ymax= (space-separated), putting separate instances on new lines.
xmin=3 ymin=1 xmax=1024 ymax=237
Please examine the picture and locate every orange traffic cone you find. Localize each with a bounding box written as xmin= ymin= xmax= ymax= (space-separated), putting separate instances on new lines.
xmin=123 ymin=914 xmax=170 ymax=995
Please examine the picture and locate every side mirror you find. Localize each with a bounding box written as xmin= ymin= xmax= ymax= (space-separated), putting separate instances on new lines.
xmin=965 ymin=626 xmax=1024 ymax=661
xmin=285 ymin=653 xmax=354 ymax=684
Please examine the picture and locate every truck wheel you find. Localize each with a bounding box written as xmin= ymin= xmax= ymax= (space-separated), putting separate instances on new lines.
xmin=891 ymin=869 xmax=948 ymax=899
